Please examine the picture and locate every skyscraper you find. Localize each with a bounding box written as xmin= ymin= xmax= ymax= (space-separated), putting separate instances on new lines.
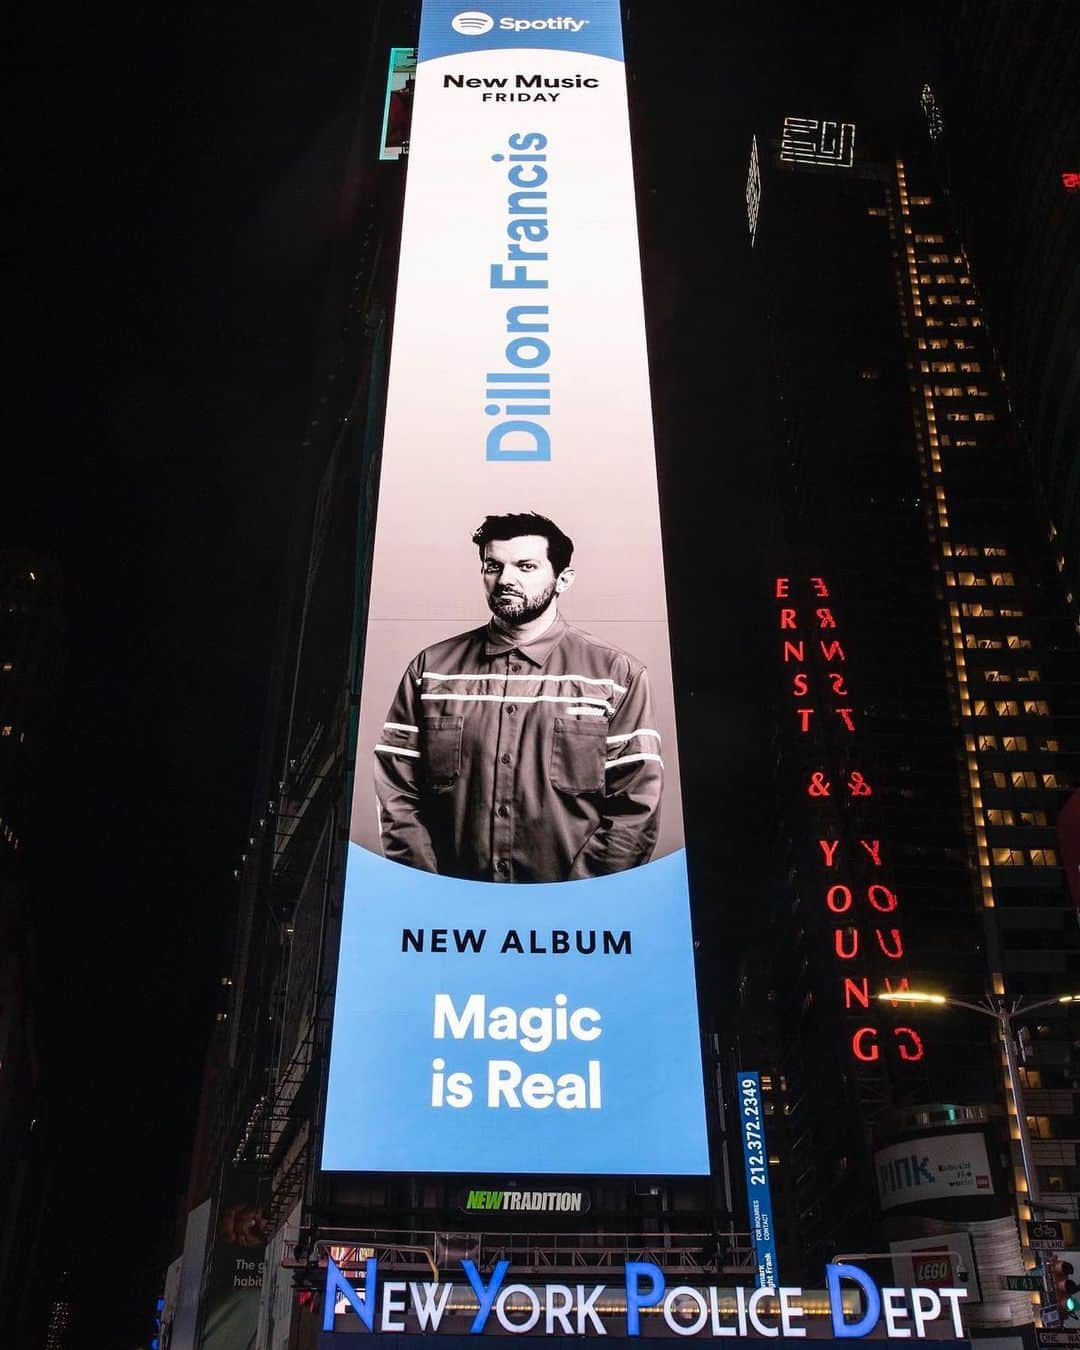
xmin=733 ymin=100 xmax=1079 ymax=1328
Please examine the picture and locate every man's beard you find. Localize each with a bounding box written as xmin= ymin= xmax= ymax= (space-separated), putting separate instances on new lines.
xmin=488 ymin=579 xmax=557 ymax=626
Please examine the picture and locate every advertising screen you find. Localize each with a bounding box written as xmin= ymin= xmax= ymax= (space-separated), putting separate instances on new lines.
xmin=321 ymin=0 xmax=709 ymax=1176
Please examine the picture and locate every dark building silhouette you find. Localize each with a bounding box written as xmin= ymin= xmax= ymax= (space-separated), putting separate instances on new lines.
xmin=929 ymin=2 xmax=1079 ymax=602
xmin=0 ymin=554 xmax=66 ymax=1342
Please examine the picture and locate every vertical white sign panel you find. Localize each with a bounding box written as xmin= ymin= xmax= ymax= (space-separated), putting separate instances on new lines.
xmin=323 ymin=0 xmax=709 ymax=1176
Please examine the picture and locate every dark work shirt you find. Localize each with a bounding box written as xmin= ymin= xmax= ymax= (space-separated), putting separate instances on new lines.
xmin=374 ymin=615 xmax=663 ymax=882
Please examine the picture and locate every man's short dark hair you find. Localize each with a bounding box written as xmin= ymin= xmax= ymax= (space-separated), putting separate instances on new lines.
xmin=472 ymin=512 xmax=574 ymax=575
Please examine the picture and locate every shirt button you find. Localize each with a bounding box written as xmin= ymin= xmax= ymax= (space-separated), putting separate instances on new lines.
xmin=501 ymin=753 xmax=512 ymax=765
xmin=506 ymin=704 xmax=517 ymax=715
xmin=497 ymin=804 xmax=509 ymax=818
xmin=495 ymin=859 xmax=509 ymax=875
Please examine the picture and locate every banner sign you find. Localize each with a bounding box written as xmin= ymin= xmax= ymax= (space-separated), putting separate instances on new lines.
xmin=321 ymin=0 xmax=708 ymax=1176
xmin=321 ymin=1259 xmax=968 ymax=1339
xmin=875 ymin=1133 xmax=993 ymax=1211
xmin=460 ymin=1187 xmax=589 ymax=1213
xmin=736 ymin=1072 xmax=778 ymax=1288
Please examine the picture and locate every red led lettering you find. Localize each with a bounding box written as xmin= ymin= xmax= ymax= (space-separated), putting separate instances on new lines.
xmin=895 ymin=1026 xmax=925 ymax=1062
xmin=829 ymin=672 xmax=848 ymax=695
xmin=783 ymin=640 xmax=805 ymax=663
xmin=1063 ymin=172 xmax=1080 ymax=191
xmin=826 ymin=884 xmax=853 ymax=913
xmin=820 ymin=639 xmax=846 ymax=662
xmin=792 ymin=672 xmax=809 ymax=697
xmin=835 ymin=707 xmax=855 ymax=731
xmin=816 ymin=608 xmax=837 ymax=629
xmin=844 ymin=977 xmax=870 ymax=1010
xmin=875 ymin=928 xmax=904 ymax=959
xmin=811 ymin=577 xmax=830 ymax=597
xmin=797 ymin=708 xmax=814 ymax=732
xmin=882 ymin=976 xmax=911 ymax=1001
xmin=775 ymin=577 xmax=790 ymax=598
xmin=852 ymin=1027 xmax=879 ymax=1062
xmin=859 ymin=839 xmax=883 ymax=866
xmin=834 ymin=927 xmax=858 ymax=959
xmin=818 ymin=839 xmax=840 ymax=867
xmin=808 ymin=772 xmax=831 ymax=797
xmin=848 ymin=771 xmax=872 ymax=797
xmin=780 ymin=609 xmax=797 ymax=630
xmin=867 ymin=883 xmax=897 ymax=913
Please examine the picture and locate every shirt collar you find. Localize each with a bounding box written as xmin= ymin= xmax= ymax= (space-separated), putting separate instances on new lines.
xmin=482 ymin=613 xmax=568 ymax=666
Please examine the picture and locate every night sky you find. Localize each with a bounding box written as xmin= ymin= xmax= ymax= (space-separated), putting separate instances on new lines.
xmin=7 ymin=3 xmax=936 ymax=1344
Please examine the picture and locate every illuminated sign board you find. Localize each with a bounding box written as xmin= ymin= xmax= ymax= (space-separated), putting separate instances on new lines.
xmin=736 ymin=1071 xmax=778 ymax=1288
xmin=1063 ymin=173 xmax=1080 ymax=192
xmin=746 ymin=135 xmax=761 ymax=246
xmin=380 ymin=48 xmax=417 ymax=159
xmin=321 ymin=1258 xmax=969 ymax=1338
xmin=779 ymin=117 xmax=856 ymax=169
xmin=461 ymin=1188 xmax=589 ymax=1212
xmin=875 ymin=1132 xmax=993 ymax=1212
xmin=321 ymin=0 xmax=708 ymax=1176
xmin=774 ymin=576 xmax=924 ymax=1065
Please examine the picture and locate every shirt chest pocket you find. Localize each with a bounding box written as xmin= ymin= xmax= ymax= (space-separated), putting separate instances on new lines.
xmin=424 ymin=714 xmax=463 ymax=787
xmin=550 ymin=716 xmax=606 ymax=794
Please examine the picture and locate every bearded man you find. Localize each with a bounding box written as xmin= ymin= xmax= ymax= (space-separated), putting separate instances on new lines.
xmin=373 ymin=512 xmax=663 ymax=882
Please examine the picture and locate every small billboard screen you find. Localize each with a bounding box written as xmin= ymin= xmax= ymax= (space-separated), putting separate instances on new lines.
xmin=321 ymin=0 xmax=709 ymax=1177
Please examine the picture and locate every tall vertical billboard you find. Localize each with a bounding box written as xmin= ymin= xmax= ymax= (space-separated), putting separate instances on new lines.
xmin=322 ymin=0 xmax=709 ymax=1176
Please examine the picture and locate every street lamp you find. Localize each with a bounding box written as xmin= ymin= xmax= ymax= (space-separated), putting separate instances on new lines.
xmin=874 ymin=989 xmax=1080 ymax=1215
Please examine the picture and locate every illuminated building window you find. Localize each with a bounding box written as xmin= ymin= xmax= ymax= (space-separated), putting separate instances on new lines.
xmin=1 ymin=725 xmax=11 ymax=737
xmin=959 ymin=362 xmax=982 ymax=373
xmin=962 ymin=604 xmax=995 ymax=617
xmin=999 ymin=607 xmax=1025 ymax=617
xmin=1020 ymin=1068 xmax=1042 ymax=1088
xmin=1016 ymin=669 xmax=1042 ymax=683
xmin=1037 ymin=739 xmax=1060 ymax=753
xmin=1030 ymin=849 xmax=1058 ymax=866
xmin=974 ymin=412 xmax=996 ymax=422
xmin=1019 ymin=810 xmax=1047 ymax=826
xmin=966 ymin=636 xmax=1002 ymax=649
xmin=910 ymin=196 xmax=933 ymax=205
xmin=941 ymin=296 xmax=960 ymax=306
xmin=965 ymin=386 xmax=987 ymax=397
xmin=946 ymin=413 xmax=972 ymax=423
xmin=1006 ymin=635 xmax=1033 ymax=649
xmin=978 ymin=735 xmax=999 ymax=750
xmin=1024 ymin=700 xmax=1051 ymax=716
xmin=991 ymin=772 xmax=1007 ymax=788
xmin=983 ymin=547 xmax=1007 ymax=558
xmin=957 ymin=572 xmax=985 ymax=587
xmin=931 ymin=362 xmax=958 ymax=373
xmin=928 ymin=338 xmax=948 ymax=349
xmin=1043 ymin=773 xmax=1065 ymax=789
xmin=986 ymin=809 xmax=1015 ymax=825
xmin=992 ymin=848 xmax=1025 ymax=865
xmin=984 ymin=670 xmax=1011 ymax=683
xmin=989 ymin=572 xmax=1015 ymax=586
xmin=1 ymin=662 xmax=12 ymax=672
xmin=994 ymin=701 xmax=1020 ymax=715
xmin=916 ymin=234 xmax=945 ymax=243
xmin=953 ymin=545 xmax=977 ymax=556
xmin=953 ymin=437 xmax=977 ymax=446
xmin=1011 ymin=772 xmax=1038 ymax=789
xmin=1002 ymin=737 xmax=1029 ymax=752
xmin=934 ymin=274 xmax=957 ymax=284
xmin=926 ymin=253 xmax=950 ymax=263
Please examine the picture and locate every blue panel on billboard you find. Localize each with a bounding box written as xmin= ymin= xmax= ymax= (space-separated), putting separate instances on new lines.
xmin=323 ymin=849 xmax=706 ymax=1174
xmin=321 ymin=0 xmax=709 ymax=1177
xmin=737 ymin=1071 xmax=779 ymax=1287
